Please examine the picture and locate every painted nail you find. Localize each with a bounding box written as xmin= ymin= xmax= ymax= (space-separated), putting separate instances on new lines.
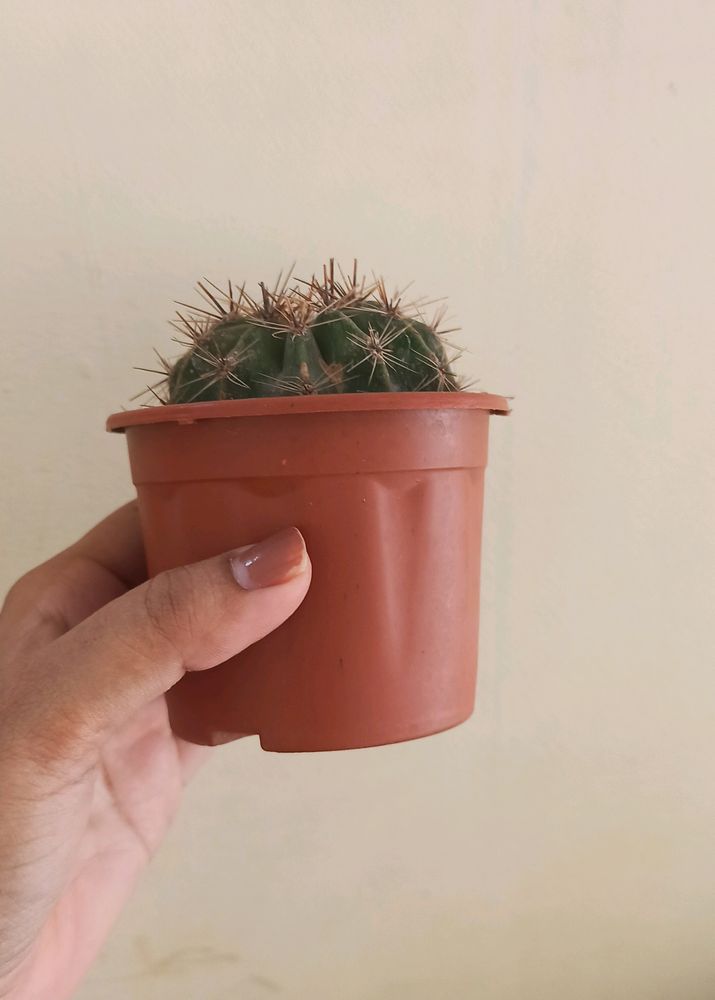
xmin=229 ymin=527 xmax=307 ymax=590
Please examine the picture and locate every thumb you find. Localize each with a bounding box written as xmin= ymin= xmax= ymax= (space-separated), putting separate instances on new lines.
xmin=31 ymin=527 xmax=310 ymax=745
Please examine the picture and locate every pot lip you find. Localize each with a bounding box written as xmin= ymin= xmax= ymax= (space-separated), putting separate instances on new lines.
xmin=107 ymin=391 xmax=511 ymax=432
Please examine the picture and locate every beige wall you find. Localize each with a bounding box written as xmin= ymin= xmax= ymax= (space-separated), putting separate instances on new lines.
xmin=2 ymin=2 xmax=714 ymax=998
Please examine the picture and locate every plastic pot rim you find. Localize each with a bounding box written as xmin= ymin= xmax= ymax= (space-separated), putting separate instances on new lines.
xmin=107 ymin=391 xmax=510 ymax=433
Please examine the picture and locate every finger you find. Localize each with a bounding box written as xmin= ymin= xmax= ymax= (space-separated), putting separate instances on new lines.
xmin=69 ymin=500 xmax=147 ymax=588
xmin=23 ymin=528 xmax=311 ymax=750
xmin=1 ymin=502 xmax=146 ymax=649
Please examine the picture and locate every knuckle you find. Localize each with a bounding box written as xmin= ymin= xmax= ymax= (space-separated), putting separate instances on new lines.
xmin=141 ymin=566 xmax=200 ymax=650
xmin=1 ymin=568 xmax=44 ymax=615
xmin=1 ymin=560 xmax=70 ymax=639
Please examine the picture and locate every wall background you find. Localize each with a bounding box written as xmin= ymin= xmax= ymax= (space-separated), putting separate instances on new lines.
xmin=1 ymin=2 xmax=714 ymax=998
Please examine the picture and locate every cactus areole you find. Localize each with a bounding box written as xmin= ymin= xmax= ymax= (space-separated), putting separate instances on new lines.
xmin=107 ymin=262 xmax=509 ymax=752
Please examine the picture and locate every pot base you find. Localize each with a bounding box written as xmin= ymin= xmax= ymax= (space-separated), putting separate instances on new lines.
xmin=257 ymin=706 xmax=475 ymax=753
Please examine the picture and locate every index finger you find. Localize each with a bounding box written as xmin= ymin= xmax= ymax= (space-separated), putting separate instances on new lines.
xmin=70 ymin=500 xmax=147 ymax=589
xmin=1 ymin=502 xmax=148 ymax=650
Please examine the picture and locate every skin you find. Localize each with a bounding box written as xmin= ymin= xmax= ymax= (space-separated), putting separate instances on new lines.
xmin=0 ymin=503 xmax=311 ymax=1000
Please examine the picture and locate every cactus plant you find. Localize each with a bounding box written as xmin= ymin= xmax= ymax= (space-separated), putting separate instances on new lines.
xmin=137 ymin=261 xmax=469 ymax=403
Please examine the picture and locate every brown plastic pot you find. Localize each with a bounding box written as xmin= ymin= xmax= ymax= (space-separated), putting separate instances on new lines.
xmin=107 ymin=392 xmax=509 ymax=752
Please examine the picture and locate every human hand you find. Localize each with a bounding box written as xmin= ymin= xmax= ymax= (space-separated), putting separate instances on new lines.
xmin=0 ymin=503 xmax=311 ymax=999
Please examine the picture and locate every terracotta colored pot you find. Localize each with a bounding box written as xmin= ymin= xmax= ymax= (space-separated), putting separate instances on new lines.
xmin=107 ymin=392 xmax=509 ymax=752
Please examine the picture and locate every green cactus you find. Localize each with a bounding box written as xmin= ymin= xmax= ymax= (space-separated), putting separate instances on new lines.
xmin=137 ymin=261 xmax=468 ymax=404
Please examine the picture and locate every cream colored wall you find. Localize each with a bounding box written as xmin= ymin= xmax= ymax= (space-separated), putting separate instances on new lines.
xmin=1 ymin=2 xmax=714 ymax=998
